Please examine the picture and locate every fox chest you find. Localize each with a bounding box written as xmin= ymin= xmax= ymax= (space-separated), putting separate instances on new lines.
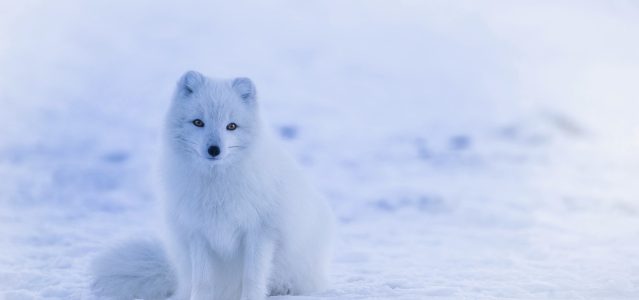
xmin=174 ymin=195 xmax=266 ymax=257
xmin=203 ymin=211 xmax=249 ymax=256
xmin=168 ymin=171 xmax=279 ymax=256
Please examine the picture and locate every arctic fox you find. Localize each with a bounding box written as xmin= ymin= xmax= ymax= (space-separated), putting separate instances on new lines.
xmin=91 ymin=71 xmax=335 ymax=300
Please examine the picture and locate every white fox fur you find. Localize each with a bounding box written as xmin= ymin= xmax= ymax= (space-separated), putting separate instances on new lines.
xmin=91 ymin=238 xmax=177 ymax=299
xmin=91 ymin=71 xmax=335 ymax=300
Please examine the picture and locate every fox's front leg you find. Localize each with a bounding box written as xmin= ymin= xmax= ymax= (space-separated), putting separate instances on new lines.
xmin=189 ymin=238 xmax=216 ymax=300
xmin=241 ymin=232 xmax=275 ymax=300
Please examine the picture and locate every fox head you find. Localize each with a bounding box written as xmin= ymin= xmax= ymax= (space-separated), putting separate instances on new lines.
xmin=164 ymin=71 xmax=261 ymax=167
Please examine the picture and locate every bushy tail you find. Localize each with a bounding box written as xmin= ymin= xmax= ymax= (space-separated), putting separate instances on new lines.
xmin=90 ymin=238 xmax=177 ymax=300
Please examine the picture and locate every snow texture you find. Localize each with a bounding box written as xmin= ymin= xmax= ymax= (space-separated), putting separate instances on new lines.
xmin=1 ymin=1 xmax=639 ymax=299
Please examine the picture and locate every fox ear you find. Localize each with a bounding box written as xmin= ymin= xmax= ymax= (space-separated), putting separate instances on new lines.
xmin=177 ymin=71 xmax=205 ymax=97
xmin=232 ymin=77 xmax=256 ymax=102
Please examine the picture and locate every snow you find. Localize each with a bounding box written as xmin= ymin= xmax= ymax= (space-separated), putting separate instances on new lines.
xmin=2 ymin=1 xmax=639 ymax=299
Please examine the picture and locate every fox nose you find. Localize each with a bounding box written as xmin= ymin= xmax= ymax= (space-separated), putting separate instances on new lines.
xmin=208 ymin=145 xmax=221 ymax=157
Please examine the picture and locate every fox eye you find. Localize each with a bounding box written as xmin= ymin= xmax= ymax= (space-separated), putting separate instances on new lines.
xmin=226 ymin=123 xmax=238 ymax=131
xmin=192 ymin=119 xmax=204 ymax=127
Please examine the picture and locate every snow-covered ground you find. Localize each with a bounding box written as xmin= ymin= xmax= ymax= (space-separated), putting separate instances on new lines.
xmin=1 ymin=1 xmax=639 ymax=299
